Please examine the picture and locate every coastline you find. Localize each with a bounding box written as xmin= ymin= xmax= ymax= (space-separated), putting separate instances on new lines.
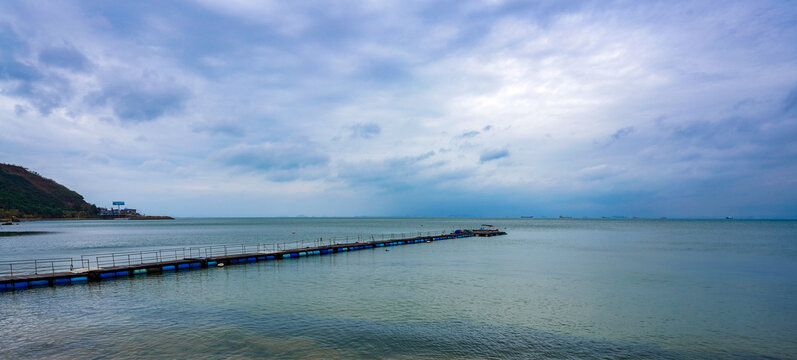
xmin=3 ymin=215 xmax=174 ymax=222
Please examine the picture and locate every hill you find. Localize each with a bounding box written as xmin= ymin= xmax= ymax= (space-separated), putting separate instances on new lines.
xmin=0 ymin=163 xmax=98 ymax=219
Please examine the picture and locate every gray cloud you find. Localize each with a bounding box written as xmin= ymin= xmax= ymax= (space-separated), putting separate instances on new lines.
xmin=13 ymin=104 xmax=27 ymax=116
xmin=596 ymin=126 xmax=636 ymax=148
xmin=610 ymin=126 xmax=635 ymax=141
xmin=90 ymin=80 xmax=189 ymax=122
xmin=3 ymin=22 xmax=190 ymax=120
xmin=461 ymin=125 xmax=493 ymax=138
xmin=0 ymin=23 xmax=26 ymax=53
xmin=192 ymin=120 xmax=245 ymax=137
xmin=348 ymin=122 xmax=380 ymax=139
xmin=578 ymin=164 xmax=617 ymax=181
xmin=336 ymin=151 xmax=467 ymax=192
xmin=480 ymin=148 xmax=509 ymax=163
xmin=0 ymin=25 xmax=69 ymax=115
xmin=38 ymin=45 xmax=92 ymax=73
xmin=784 ymin=85 xmax=797 ymax=114
xmin=358 ymin=60 xmax=409 ymax=84
xmin=217 ymin=142 xmax=330 ymax=181
xmin=0 ymin=59 xmax=42 ymax=82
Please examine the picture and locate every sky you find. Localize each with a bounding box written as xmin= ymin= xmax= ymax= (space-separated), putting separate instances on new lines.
xmin=1 ymin=0 xmax=796 ymax=218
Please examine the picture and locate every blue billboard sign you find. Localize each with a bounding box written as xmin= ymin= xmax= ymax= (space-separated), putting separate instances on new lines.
xmin=113 ymin=201 xmax=125 ymax=206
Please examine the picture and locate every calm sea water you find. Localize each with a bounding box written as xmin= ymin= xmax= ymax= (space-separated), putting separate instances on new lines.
xmin=1 ymin=218 xmax=796 ymax=359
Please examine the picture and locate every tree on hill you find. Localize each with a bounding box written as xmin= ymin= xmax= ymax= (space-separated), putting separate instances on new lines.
xmin=0 ymin=163 xmax=98 ymax=219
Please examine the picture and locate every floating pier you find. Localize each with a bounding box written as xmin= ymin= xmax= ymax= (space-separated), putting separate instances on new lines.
xmin=0 ymin=229 xmax=505 ymax=292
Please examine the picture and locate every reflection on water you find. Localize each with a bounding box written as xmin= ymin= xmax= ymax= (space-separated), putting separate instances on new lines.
xmin=0 ymin=231 xmax=51 ymax=237
xmin=0 ymin=282 xmax=691 ymax=359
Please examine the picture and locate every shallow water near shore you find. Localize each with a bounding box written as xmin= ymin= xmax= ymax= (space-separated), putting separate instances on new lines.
xmin=1 ymin=218 xmax=796 ymax=359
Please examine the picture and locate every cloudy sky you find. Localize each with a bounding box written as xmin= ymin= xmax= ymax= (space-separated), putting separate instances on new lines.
xmin=1 ymin=1 xmax=796 ymax=218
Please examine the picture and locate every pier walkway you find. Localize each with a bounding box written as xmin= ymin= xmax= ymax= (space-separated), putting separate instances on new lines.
xmin=0 ymin=229 xmax=505 ymax=292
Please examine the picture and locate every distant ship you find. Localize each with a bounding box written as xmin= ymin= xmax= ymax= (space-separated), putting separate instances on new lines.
xmin=726 ymin=216 xmax=734 ymax=220
xmin=520 ymin=216 xmax=534 ymax=218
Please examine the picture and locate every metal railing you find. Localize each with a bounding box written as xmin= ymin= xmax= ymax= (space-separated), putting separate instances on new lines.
xmin=2 ymin=230 xmax=460 ymax=277
xmin=0 ymin=258 xmax=91 ymax=277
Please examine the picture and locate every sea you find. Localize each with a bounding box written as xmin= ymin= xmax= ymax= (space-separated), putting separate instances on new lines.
xmin=1 ymin=218 xmax=795 ymax=359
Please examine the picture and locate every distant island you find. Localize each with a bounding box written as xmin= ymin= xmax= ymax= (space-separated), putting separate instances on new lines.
xmin=0 ymin=163 xmax=172 ymax=222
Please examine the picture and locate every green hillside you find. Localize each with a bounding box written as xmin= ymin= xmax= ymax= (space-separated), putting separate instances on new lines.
xmin=0 ymin=163 xmax=97 ymax=219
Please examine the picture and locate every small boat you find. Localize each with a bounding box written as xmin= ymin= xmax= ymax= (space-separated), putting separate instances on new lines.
xmin=480 ymin=224 xmax=494 ymax=227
